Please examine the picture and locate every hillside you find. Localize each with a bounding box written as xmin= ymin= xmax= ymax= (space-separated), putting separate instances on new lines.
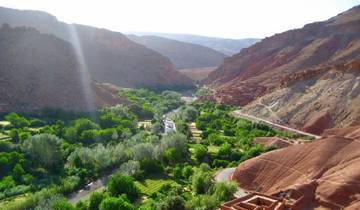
xmin=232 ymin=126 xmax=360 ymax=209
xmin=0 ymin=24 xmax=124 ymax=113
xmin=127 ymin=35 xmax=226 ymax=69
xmin=178 ymin=67 xmax=217 ymax=81
xmin=206 ymin=5 xmax=360 ymax=134
xmin=131 ymin=32 xmax=260 ymax=55
xmin=0 ymin=7 xmax=193 ymax=89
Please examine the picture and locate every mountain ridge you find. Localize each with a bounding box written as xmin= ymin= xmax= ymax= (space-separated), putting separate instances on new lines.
xmin=127 ymin=34 xmax=226 ymax=69
xmin=0 ymin=6 xmax=193 ymax=89
xmin=130 ymin=31 xmax=260 ymax=55
xmin=205 ymin=5 xmax=360 ymax=134
xmin=0 ymin=24 xmax=124 ymax=113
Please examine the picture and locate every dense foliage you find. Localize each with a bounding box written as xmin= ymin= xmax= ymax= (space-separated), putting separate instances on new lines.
xmin=0 ymin=89 xmax=298 ymax=210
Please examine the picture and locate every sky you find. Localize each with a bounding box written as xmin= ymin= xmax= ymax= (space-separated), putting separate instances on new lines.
xmin=0 ymin=0 xmax=359 ymax=39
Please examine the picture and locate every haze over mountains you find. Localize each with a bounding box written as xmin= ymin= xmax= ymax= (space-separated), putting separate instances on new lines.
xmin=127 ymin=34 xmax=227 ymax=69
xmin=130 ymin=32 xmax=260 ymax=55
xmin=206 ymin=5 xmax=360 ymax=134
xmin=0 ymin=7 xmax=193 ymax=89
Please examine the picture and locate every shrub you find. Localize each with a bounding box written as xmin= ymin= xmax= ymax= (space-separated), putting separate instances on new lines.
xmin=155 ymin=195 xmax=186 ymax=210
xmin=211 ymin=181 xmax=237 ymax=202
xmin=100 ymin=197 xmax=134 ymax=210
xmin=89 ymin=191 xmax=106 ymax=210
xmin=194 ymin=144 xmax=208 ymax=162
xmin=5 ymin=113 xmax=30 ymax=128
xmin=108 ymin=173 xmax=140 ymax=202
xmin=191 ymin=171 xmax=214 ymax=194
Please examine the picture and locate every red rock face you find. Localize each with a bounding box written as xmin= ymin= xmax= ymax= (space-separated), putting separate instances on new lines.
xmin=232 ymin=126 xmax=360 ymax=209
xmin=206 ymin=6 xmax=360 ymax=132
xmin=302 ymin=112 xmax=332 ymax=135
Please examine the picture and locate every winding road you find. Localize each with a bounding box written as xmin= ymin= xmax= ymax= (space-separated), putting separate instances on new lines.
xmin=215 ymin=168 xmax=247 ymax=198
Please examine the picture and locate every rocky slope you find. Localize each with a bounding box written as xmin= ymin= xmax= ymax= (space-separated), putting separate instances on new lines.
xmin=0 ymin=24 xmax=124 ymax=113
xmin=0 ymin=7 xmax=193 ymax=89
xmin=127 ymin=35 xmax=226 ymax=69
xmin=206 ymin=5 xmax=360 ymax=134
xmin=232 ymin=126 xmax=360 ymax=209
xmin=131 ymin=32 xmax=260 ymax=55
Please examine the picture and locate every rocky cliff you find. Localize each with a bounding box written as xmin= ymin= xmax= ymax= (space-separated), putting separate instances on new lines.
xmin=127 ymin=35 xmax=226 ymax=69
xmin=0 ymin=24 xmax=124 ymax=113
xmin=0 ymin=7 xmax=193 ymax=89
xmin=206 ymin=5 xmax=360 ymax=134
xmin=232 ymin=126 xmax=360 ymax=209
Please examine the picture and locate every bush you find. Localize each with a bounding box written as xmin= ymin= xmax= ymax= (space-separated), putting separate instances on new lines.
xmin=4 ymin=185 xmax=31 ymax=198
xmin=212 ymin=159 xmax=230 ymax=168
xmin=89 ymin=191 xmax=106 ymax=210
xmin=108 ymin=173 xmax=140 ymax=202
xmin=211 ymin=181 xmax=237 ymax=202
xmin=155 ymin=195 xmax=186 ymax=210
xmin=5 ymin=113 xmax=30 ymax=128
xmin=191 ymin=171 xmax=214 ymax=194
xmin=100 ymin=197 xmax=134 ymax=210
xmin=0 ymin=176 xmax=16 ymax=191
xmin=60 ymin=176 xmax=81 ymax=195
xmin=181 ymin=165 xmax=193 ymax=180
xmin=120 ymin=160 xmax=142 ymax=179
xmin=53 ymin=199 xmax=75 ymax=210
xmin=194 ymin=144 xmax=208 ymax=162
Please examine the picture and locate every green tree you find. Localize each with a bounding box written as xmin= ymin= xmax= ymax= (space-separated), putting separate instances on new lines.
xmin=53 ymin=199 xmax=75 ymax=210
xmin=156 ymin=195 xmax=185 ymax=210
xmin=211 ymin=181 xmax=237 ymax=202
xmin=181 ymin=106 xmax=198 ymax=122
xmin=218 ymin=142 xmax=232 ymax=159
xmin=89 ymin=191 xmax=105 ymax=210
xmin=172 ymin=166 xmax=182 ymax=181
xmin=182 ymin=165 xmax=193 ymax=180
xmin=194 ymin=145 xmax=208 ymax=162
xmin=12 ymin=163 xmax=25 ymax=181
xmin=108 ymin=173 xmax=140 ymax=202
xmin=191 ymin=171 xmax=214 ymax=194
xmin=164 ymin=148 xmax=182 ymax=164
xmin=23 ymin=134 xmax=63 ymax=172
xmin=5 ymin=112 xmax=30 ymax=128
xmin=100 ymin=197 xmax=134 ymax=210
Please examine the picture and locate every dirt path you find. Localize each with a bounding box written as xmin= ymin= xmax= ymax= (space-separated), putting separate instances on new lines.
xmin=232 ymin=110 xmax=320 ymax=139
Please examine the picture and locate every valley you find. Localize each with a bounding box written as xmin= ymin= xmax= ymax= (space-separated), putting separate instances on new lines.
xmin=0 ymin=89 xmax=304 ymax=210
xmin=0 ymin=2 xmax=359 ymax=210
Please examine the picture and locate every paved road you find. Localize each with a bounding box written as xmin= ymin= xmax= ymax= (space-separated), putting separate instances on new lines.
xmin=215 ymin=168 xmax=247 ymax=198
xmin=232 ymin=110 xmax=321 ymax=139
xmin=68 ymin=174 xmax=110 ymax=204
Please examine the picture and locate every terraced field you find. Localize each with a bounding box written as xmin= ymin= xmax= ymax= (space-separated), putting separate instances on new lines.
xmin=135 ymin=178 xmax=176 ymax=196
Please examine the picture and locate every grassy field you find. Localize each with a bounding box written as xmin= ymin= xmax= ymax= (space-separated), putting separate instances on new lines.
xmin=188 ymin=122 xmax=202 ymax=142
xmin=0 ymin=193 xmax=31 ymax=210
xmin=135 ymin=178 xmax=176 ymax=196
xmin=138 ymin=120 xmax=152 ymax=129
xmin=207 ymin=145 xmax=220 ymax=154
xmin=0 ymin=121 xmax=10 ymax=126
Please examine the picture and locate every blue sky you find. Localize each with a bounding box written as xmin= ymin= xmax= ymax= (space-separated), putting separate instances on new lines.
xmin=1 ymin=0 xmax=359 ymax=38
